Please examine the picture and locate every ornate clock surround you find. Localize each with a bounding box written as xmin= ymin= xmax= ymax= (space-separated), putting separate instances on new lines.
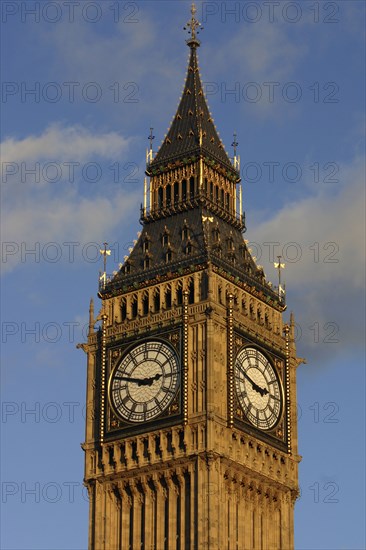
xmin=232 ymin=330 xmax=289 ymax=452
xmin=104 ymin=326 xmax=184 ymax=439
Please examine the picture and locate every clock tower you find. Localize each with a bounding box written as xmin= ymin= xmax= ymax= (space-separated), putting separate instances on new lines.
xmin=82 ymin=5 xmax=301 ymax=549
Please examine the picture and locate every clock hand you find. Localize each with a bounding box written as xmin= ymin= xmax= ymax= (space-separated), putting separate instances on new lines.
xmin=257 ymin=385 xmax=269 ymax=397
xmin=116 ymin=375 xmax=146 ymax=384
xmin=138 ymin=373 xmax=163 ymax=387
xmin=240 ymin=369 xmax=269 ymax=396
xmin=116 ymin=373 xmax=163 ymax=387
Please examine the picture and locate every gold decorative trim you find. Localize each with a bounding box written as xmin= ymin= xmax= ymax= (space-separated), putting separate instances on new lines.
xmin=227 ymin=293 xmax=234 ymax=427
xmin=284 ymin=324 xmax=291 ymax=454
xmin=183 ymin=291 xmax=189 ymax=425
xmin=100 ymin=313 xmax=108 ymax=444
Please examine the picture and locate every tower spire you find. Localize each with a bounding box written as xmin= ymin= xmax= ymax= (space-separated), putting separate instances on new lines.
xmin=148 ymin=5 xmax=234 ymax=174
xmin=184 ymin=3 xmax=203 ymax=48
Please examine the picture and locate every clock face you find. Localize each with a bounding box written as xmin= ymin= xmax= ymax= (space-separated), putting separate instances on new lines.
xmin=109 ymin=340 xmax=180 ymax=423
xmin=235 ymin=347 xmax=283 ymax=431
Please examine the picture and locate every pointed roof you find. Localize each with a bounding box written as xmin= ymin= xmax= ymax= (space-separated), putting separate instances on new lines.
xmin=149 ymin=36 xmax=234 ymax=172
xmin=103 ymin=208 xmax=281 ymax=308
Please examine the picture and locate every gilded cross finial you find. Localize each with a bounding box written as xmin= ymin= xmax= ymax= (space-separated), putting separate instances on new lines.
xmin=148 ymin=127 xmax=155 ymax=152
xmin=184 ymin=3 xmax=203 ymax=47
xmin=232 ymin=131 xmax=240 ymax=171
xmin=274 ymin=255 xmax=286 ymax=299
xmin=232 ymin=132 xmax=238 ymax=157
xmin=99 ymin=242 xmax=111 ymax=289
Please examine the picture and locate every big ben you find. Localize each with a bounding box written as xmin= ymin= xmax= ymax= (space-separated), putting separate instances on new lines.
xmin=81 ymin=4 xmax=301 ymax=549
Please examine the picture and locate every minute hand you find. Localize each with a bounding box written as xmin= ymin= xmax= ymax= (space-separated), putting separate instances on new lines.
xmin=115 ymin=375 xmax=147 ymax=385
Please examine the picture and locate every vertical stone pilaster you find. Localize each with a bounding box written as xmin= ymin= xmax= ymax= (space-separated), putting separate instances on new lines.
xmin=188 ymin=463 xmax=196 ymax=550
xmin=87 ymin=483 xmax=96 ymax=550
xmin=237 ymin=481 xmax=245 ymax=549
xmin=176 ymin=469 xmax=186 ymax=550
xmin=114 ymin=486 xmax=122 ymax=550
xmin=131 ymin=481 xmax=142 ymax=550
xmin=104 ymin=485 xmax=111 ymax=549
xmin=166 ymin=475 xmax=178 ymax=549
xmin=121 ymin=486 xmax=131 ymax=550
xmin=154 ymin=475 xmax=166 ymax=550
xmin=141 ymin=478 xmax=154 ymax=550
xmin=94 ymin=482 xmax=106 ymax=550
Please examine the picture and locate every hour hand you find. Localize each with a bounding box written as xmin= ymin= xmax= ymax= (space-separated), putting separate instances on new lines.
xmin=255 ymin=384 xmax=269 ymax=397
xmin=139 ymin=373 xmax=162 ymax=386
xmin=241 ymin=370 xmax=268 ymax=396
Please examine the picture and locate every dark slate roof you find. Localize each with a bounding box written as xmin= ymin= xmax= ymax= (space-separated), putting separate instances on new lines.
xmin=106 ymin=208 xmax=278 ymax=303
xmin=149 ymin=45 xmax=234 ymax=172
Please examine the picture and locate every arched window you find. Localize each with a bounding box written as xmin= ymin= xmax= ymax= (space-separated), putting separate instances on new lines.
xmin=142 ymin=293 xmax=149 ymax=315
xmin=189 ymin=177 xmax=195 ymax=199
xmin=215 ymin=185 xmax=219 ymax=203
xmin=121 ymin=299 xmax=127 ymax=321
xmin=182 ymin=226 xmax=189 ymax=241
xmin=166 ymin=185 xmax=171 ymax=206
xmin=174 ymin=182 xmax=179 ymax=204
xmin=154 ymin=289 xmax=160 ymax=312
xmin=185 ymin=242 xmax=192 ymax=255
xmin=165 ymin=286 xmax=172 ymax=309
xmin=131 ymin=296 xmax=138 ymax=318
xmin=188 ymin=279 xmax=195 ymax=304
xmin=158 ymin=187 xmax=163 ymax=208
xmin=123 ymin=262 xmax=131 ymax=275
xmin=162 ymin=228 xmax=170 ymax=246
xmin=225 ymin=192 xmax=230 ymax=211
xmin=176 ymin=283 xmax=183 ymax=306
xmin=182 ymin=179 xmax=187 ymax=201
xmin=213 ymin=227 xmax=220 ymax=242
xmin=257 ymin=309 xmax=262 ymax=325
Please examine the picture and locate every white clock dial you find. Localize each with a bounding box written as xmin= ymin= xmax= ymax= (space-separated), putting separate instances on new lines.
xmin=109 ymin=340 xmax=180 ymax=423
xmin=235 ymin=347 xmax=283 ymax=431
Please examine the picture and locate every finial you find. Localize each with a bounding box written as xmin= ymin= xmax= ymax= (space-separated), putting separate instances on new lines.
xmin=184 ymin=3 xmax=203 ymax=48
xmin=146 ymin=127 xmax=155 ymax=164
xmin=232 ymin=132 xmax=238 ymax=157
xmin=148 ymin=127 xmax=155 ymax=151
xmin=89 ymin=298 xmax=95 ymax=335
xmin=99 ymin=242 xmax=111 ymax=289
xmin=232 ymin=131 xmax=240 ymax=171
xmin=274 ymin=255 xmax=286 ymax=300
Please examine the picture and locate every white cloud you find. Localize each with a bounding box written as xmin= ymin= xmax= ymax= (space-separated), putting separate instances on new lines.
xmin=251 ymin=154 xmax=365 ymax=290
xmin=249 ymin=154 xmax=365 ymax=356
xmin=2 ymin=123 xmax=131 ymax=163
xmin=1 ymin=123 xmax=140 ymax=274
xmin=204 ymin=19 xmax=307 ymax=83
xmin=2 ymin=188 xmax=140 ymax=274
xmin=38 ymin=11 xmax=180 ymax=120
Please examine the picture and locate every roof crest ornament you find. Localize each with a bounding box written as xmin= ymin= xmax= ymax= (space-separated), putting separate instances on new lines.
xmin=184 ymin=3 xmax=203 ymax=48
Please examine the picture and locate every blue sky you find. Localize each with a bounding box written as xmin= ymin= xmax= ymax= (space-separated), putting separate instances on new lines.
xmin=1 ymin=1 xmax=365 ymax=549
